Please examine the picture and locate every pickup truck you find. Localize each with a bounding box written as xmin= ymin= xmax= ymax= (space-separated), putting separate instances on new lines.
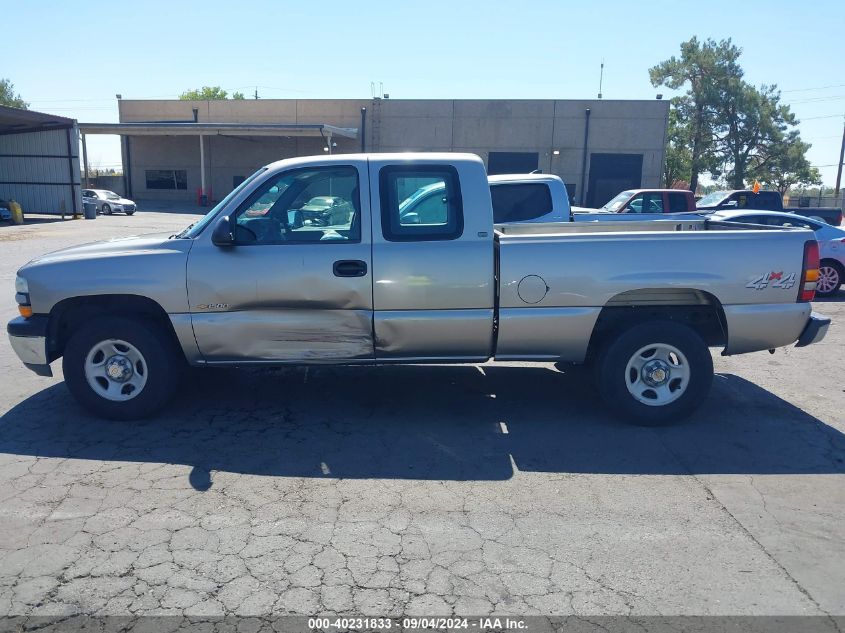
xmin=7 ymin=153 xmax=831 ymax=425
xmin=574 ymin=189 xmax=697 ymax=215
xmin=697 ymin=190 xmax=843 ymax=226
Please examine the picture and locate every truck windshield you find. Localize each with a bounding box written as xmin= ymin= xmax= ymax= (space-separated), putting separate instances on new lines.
xmin=602 ymin=191 xmax=635 ymax=212
xmin=697 ymin=191 xmax=730 ymax=208
xmin=177 ymin=167 xmax=268 ymax=238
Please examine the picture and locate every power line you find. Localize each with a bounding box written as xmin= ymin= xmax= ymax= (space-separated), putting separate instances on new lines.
xmin=802 ymin=113 xmax=845 ymax=121
xmin=784 ymin=95 xmax=845 ymax=105
xmin=781 ymin=83 xmax=845 ymax=93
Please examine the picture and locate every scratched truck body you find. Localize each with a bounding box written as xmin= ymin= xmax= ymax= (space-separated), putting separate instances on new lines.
xmin=8 ymin=153 xmax=830 ymax=423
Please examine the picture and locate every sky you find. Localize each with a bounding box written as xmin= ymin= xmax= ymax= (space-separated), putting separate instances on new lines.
xmin=6 ymin=0 xmax=845 ymax=185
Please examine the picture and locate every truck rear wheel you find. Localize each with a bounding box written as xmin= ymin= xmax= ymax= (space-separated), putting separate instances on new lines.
xmin=595 ymin=321 xmax=713 ymax=425
xmin=63 ymin=316 xmax=181 ymax=420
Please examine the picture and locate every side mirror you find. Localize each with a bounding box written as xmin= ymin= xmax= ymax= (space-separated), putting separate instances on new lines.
xmin=211 ymin=216 xmax=234 ymax=246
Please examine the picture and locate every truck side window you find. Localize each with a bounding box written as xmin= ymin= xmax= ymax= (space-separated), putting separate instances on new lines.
xmin=668 ymin=192 xmax=689 ymax=213
xmin=231 ymin=166 xmax=360 ymax=245
xmin=380 ymin=165 xmax=463 ymax=241
xmin=491 ymin=183 xmax=552 ymax=223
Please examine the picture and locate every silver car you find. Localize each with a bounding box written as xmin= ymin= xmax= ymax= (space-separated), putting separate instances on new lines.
xmin=712 ymin=209 xmax=845 ymax=296
xmin=82 ymin=189 xmax=137 ymax=216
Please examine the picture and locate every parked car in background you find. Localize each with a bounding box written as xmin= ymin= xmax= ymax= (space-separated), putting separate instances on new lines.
xmin=575 ymin=189 xmax=697 ymax=215
xmin=0 ymin=198 xmax=10 ymax=222
xmin=697 ymin=190 xmax=842 ymax=226
xmin=299 ymin=196 xmax=355 ymax=226
xmin=712 ymin=209 xmax=845 ymax=296
xmin=82 ymin=190 xmax=137 ymax=216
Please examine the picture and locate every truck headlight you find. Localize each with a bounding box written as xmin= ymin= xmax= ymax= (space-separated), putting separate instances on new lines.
xmin=15 ymin=276 xmax=28 ymax=294
xmin=15 ymin=275 xmax=32 ymax=317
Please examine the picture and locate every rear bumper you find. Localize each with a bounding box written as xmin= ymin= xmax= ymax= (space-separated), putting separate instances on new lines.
xmin=795 ymin=312 xmax=831 ymax=347
xmin=7 ymin=316 xmax=52 ymax=377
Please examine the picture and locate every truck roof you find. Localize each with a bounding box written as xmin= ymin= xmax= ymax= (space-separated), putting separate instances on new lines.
xmin=620 ymin=189 xmax=693 ymax=194
xmin=488 ymin=173 xmax=563 ymax=184
xmin=263 ymin=152 xmax=484 ymax=172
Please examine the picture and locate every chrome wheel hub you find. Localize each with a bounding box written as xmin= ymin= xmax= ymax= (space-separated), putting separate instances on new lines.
xmin=105 ymin=355 xmax=133 ymax=382
xmin=642 ymin=359 xmax=670 ymax=387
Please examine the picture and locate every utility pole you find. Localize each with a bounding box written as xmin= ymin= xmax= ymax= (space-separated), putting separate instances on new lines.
xmin=597 ymin=60 xmax=604 ymax=99
xmin=254 ymin=87 xmax=259 ymax=100
xmin=835 ymin=115 xmax=845 ymax=195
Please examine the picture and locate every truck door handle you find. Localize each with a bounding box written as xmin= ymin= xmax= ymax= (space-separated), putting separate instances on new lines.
xmin=333 ymin=260 xmax=368 ymax=277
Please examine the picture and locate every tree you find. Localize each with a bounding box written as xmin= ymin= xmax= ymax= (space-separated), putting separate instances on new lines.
xmin=662 ymin=106 xmax=692 ymax=188
xmin=232 ymin=91 xmax=245 ymax=100
xmin=650 ymin=37 xmax=743 ymax=192
xmin=0 ymin=78 xmax=28 ymax=109
xmin=752 ymin=131 xmax=821 ymax=195
xmin=715 ymin=82 xmax=799 ymax=189
xmin=179 ymin=86 xmax=232 ymax=100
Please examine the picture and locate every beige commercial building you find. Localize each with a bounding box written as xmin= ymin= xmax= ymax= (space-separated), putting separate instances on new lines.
xmin=80 ymin=98 xmax=669 ymax=207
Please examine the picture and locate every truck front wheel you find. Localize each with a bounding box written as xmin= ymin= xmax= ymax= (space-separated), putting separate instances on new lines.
xmin=63 ymin=316 xmax=181 ymax=420
xmin=595 ymin=321 xmax=713 ymax=425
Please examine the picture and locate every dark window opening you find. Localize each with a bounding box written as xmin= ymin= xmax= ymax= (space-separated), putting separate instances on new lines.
xmin=487 ymin=152 xmax=539 ymax=175
xmin=145 ymin=169 xmax=187 ymax=190
xmin=586 ymin=153 xmax=643 ymax=207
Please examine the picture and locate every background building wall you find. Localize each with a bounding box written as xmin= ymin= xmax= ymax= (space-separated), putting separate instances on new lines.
xmin=117 ymin=98 xmax=669 ymax=205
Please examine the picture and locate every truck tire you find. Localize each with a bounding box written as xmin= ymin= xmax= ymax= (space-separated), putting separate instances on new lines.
xmin=63 ymin=316 xmax=181 ymax=420
xmin=816 ymin=260 xmax=843 ymax=297
xmin=594 ymin=321 xmax=713 ymax=425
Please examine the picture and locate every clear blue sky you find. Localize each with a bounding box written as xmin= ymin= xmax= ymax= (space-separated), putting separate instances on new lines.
xmin=7 ymin=0 xmax=844 ymax=185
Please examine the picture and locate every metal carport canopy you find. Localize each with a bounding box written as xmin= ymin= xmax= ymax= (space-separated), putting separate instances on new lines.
xmin=0 ymin=105 xmax=81 ymax=216
xmin=0 ymin=105 xmax=76 ymax=135
xmin=76 ymin=122 xmax=358 ymax=199
xmin=77 ymin=122 xmax=358 ymax=138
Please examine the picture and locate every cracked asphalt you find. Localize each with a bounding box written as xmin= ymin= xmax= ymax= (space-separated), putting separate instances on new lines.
xmin=0 ymin=210 xmax=843 ymax=617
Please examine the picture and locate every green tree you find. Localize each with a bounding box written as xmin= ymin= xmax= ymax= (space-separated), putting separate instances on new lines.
xmin=715 ymin=82 xmax=799 ymax=189
xmin=662 ymin=106 xmax=692 ymax=188
xmin=0 ymin=78 xmax=28 ymax=109
xmin=179 ymin=86 xmax=231 ymax=100
xmin=232 ymin=91 xmax=245 ymax=100
xmin=752 ymin=130 xmax=821 ymax=195
xmin=650 ymin=37 xmax=743 ymax=192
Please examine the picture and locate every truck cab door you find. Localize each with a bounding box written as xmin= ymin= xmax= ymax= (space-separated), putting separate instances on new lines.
xmin=368 ymin=157 xmax=495 ymax=361
xmin=186 ymin=163 xmax=374 ymax=362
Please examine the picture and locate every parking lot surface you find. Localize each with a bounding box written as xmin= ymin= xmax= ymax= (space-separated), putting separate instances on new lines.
xmin=0 ymin=211 xmax=843 ymax=617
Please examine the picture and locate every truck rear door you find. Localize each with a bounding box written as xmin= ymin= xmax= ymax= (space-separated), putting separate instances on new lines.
xmin=368 ymin=155 xmax=496 ymax=361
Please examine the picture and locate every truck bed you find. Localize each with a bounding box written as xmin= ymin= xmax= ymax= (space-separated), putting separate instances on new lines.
xmin=493 ymin=218 xmax=816 ymax=360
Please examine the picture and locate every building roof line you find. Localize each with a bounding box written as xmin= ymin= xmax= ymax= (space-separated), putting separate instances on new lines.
xmin=77 ymin=122 xmax=358 ymax=139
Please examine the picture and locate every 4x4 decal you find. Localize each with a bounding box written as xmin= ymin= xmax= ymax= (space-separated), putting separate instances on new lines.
xmin=746 ymin=271 xmax=796 ymax=290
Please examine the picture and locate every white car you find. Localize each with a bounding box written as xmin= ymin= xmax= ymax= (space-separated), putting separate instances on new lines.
xmin=82 ymin=189 xmax=137 ymax=216
xmin=712 ymin=209 xmax=845 ymax=296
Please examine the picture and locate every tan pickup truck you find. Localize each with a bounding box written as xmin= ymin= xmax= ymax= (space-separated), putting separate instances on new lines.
xmin=8 ymin=153 xmax=830 ymax=424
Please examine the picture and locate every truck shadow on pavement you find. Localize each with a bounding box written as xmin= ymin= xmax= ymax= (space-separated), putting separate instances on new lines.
xmin=1 ymin=364 xmax=843 ymax=489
